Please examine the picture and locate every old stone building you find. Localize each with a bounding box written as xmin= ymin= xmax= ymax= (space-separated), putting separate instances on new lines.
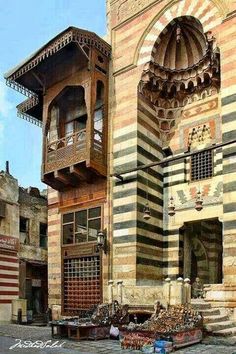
xmin=0 ymin=166 xmax=48 ymax=322
xmin=5 ymin=0 xmax=236 ymax=320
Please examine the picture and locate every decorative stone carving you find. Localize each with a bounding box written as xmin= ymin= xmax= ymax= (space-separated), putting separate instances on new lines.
xmin=117 ymin=0 xmax=155 ymax=23
xmin=188 ymin=124 xmax=212 ymax=149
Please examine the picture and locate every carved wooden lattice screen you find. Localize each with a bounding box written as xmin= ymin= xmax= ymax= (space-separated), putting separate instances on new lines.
xmin=64 ymin=255 xmax=101 ymax=314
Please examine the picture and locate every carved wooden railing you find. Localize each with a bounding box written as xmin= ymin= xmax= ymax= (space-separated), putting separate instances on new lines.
xmin=45 ymin=129 xmax=87 ymax=173
xmin=44 ymin=129 xmax=104 ymax=174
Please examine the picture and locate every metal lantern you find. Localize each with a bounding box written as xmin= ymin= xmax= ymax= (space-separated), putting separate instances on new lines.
xmin=195 ymin=190 xmax=203 ymax=211
xmin=97 ymin=230 xmax=107 ymax=254
xmin=168 ymin=196 xmax=176 ymax=216
xmin=143 ymin=203 xmax=151 ymax=220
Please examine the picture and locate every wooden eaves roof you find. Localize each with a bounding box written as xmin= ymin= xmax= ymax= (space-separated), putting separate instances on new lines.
xmin=4 ymin=27 xmax=111 ymax=127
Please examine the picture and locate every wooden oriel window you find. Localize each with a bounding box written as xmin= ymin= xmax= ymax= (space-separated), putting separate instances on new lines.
xmin=191 ymin=150 xmax=213 ymax=181
xmin=62 ymin=207 xmax=101 ymax=245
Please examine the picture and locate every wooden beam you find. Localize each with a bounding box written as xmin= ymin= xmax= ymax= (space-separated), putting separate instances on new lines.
xmin=54 ymin=170 xmax=78 ymax=187
xmin=70 ymin=165 xmax=92 ymax=182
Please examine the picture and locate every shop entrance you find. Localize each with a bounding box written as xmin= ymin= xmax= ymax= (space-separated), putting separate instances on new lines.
xmin=182 ymin=218 xmax=222 ymax=284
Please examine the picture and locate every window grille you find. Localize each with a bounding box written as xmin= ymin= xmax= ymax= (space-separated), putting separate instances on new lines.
xmin=63 ymin=255 xmax=101 ymax=314
xmin=191 ymin=150 xmax=213 ymax=181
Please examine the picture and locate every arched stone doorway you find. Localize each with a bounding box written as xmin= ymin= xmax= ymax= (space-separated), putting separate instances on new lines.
xmin=182 ymin=218 xmax=223 ymax=285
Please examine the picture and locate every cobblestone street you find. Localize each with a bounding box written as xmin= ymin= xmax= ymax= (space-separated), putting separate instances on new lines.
xmin=0 ymin=325 xmax=235 ymax=354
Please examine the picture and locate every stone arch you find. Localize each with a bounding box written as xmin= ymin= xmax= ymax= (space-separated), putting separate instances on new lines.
xmin=191 ymin=237 xmax=209 ymax=283
xmin=135 ymin=0 xmax=226 ymax=67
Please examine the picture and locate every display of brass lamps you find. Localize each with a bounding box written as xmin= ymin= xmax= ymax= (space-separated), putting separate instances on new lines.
xmin=168 ymin=196 xmax=176 ymax=216
xmin=143 ymin=168 xmax=151 ymax=220
xmin=195 ymin=190 xmax=203 ymax=211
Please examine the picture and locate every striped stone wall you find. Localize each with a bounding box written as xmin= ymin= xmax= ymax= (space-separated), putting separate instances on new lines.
xmin=109 ymin=0 xmax=233 ymax=293
xmin=47 ymin=188 xmax=62 ymax=311
xmin=137 ymin=94 xmax=163 ymax=282
xmin=219 ymin=13 xmax=236 ymax=284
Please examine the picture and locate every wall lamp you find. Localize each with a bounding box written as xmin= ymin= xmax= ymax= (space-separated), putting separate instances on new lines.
xmin=96 ymin=230 xmax=107 ymax=254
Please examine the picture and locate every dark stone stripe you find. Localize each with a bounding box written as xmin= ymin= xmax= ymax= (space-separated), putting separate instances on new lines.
xmin=114 ymin=131 xmax=137 ymax=145
xmin=224 ymin=181 xmax=236 ymax=193
xmin=113 ymin=220 xmax=136 ymax=230
xmin=113 ymin=203 xmax=136 ymax=215
xmin=222 ymin=94 xmax=236 ymax=106
xmin=138 ymin=102 xmax=156 ymax=124
xmin=137 ymin=256 xmax=163 ymax=268
xmin=137 ymin=187 xmax=163 ymax=206
xmin=224 ymin=220 xmax=236 ymax=231
xmin=163 ymin=180 xmax=185 ymax=188
xmin=138 ymin=131 xmax=163 ymax=155
xmin=163 ymin=168 xmax=186 ymax=178
xmin=137 ymin=174 xmax=162 ymax=194
xmin=224 ymin=202 xmax=236 ymax=213
xmin=113 ymin=235 xmax=136 ymax=244
xmin=114 ymin=160 xmax=140 ymax=174
xmin=215 ymin=159 xmax=222 ymax=167
xmin=113 ymin=219 xmax=162 ymax=235
xmin=222 ymin=112 xmax=235 ymax=124
xmin=113 ymin=146 xmax=136 ymax=159
xmin=113 ymin=187 xmax=137 ymax=200
xmin=113 ymin=202 xmax=162 ymax=220
xmin=137 ymin=220 xmax=163 ymax=235
xmin=223 ymin=131 xmax=236 ymax=143
xmin=224 ymin=162 xmax=236 ymax=174
xmin=137 ymin=234 xmax=164 ymax=248
xmin=223 ymin=145 xmax=236 ymax=158
xmin=163 ymin=229 xmax=179 ymax=236
xmin=138 ymin=145 xmax=160 ymax=162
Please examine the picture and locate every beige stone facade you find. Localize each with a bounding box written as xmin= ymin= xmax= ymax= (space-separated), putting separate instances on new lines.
xmin=0 ymin=168 xmax=47 ymax=322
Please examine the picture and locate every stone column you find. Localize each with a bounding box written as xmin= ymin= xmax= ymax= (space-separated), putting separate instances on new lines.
xmin=117 ymin=280 xmax=123 ymax=304
xmin=108 ymin=280 xmax=114 ymax=304
xmin=163 ymin=277 xmax=171 ymax=307
xmin=183 ymin=278 xmax=191 ymax=305
xmin=170 ymin=277 xmax=184 ymax=305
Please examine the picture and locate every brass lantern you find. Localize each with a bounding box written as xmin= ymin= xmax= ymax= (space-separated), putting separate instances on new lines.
xmin=143 ymin=202 xmax=151 ymax=220
xmin=195 ymin=190 xmax=203 ymax=211
xmin=168 ymin=196 xmax=176 ymax=216
xmin=96 ymin=230 xmax=107 ymax=254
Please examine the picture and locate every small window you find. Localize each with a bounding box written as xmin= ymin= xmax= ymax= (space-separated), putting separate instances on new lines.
xmin=20 ymin=217 xmax=29 ymax=244
xmin=191 ymin=150 xmax=213 ymax=181
xmin=40 ymin=223 xmax=47 ymax=248
xmin=63 ymin=206 xmax=102 ymax=245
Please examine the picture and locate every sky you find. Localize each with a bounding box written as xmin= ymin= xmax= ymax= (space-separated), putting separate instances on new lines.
xmin=0 ymin=0 xmax=106 ymax=189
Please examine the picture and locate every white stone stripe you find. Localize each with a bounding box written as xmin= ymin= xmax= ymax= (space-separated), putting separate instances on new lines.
xmin=204 ymin=17 xmax=221 ymax=32
xmin=0 ymin=295 xmax=18 ymax=300
xmin=165 ymin=9 xmax=173 ymax=23
xmin=0 ymin=260 xmax=18 ymax=268
xmin=0 ymin=278 xmax=18 ymax=284
xmin=0 ymin=286 xmax=18 ymax=292
xmin=186 ymin=0 xmax=197 ymax=16
xmin=177 ymin=0 xmax=185 ymax=17
xmin=138 ymin=56 xmax=151 ymax=65
xmin=194 ymin=1 xmax=209 ymax=19
xmin=154 ymin=21 xmax=165 ymax=32
xmin=146 ymin=33 xmax=158 ymax=41
xmin=200 ymin=6 xmax=218 ymax=25
xmin=0 ymin=270 xmax=18 ymax=276
xmin=140 ymin=45 xmax=154 ymax=54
